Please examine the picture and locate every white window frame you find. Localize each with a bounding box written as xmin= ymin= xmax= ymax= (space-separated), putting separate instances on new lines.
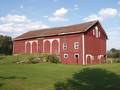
xmin=63 ymin=43 xmax=67 ymax=50
xmin=74 ymin=42 xmax=79 ymax=49
xmin=64 ymin=54 xmax=68 ymax=59
xmin=74 ymin=53 xmax=79 ymax=59
xmin=95 ymin=26 xmax=99 ymax=38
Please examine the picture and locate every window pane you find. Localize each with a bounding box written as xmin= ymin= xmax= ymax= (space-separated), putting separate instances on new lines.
xmin=63 ymin=43 xmax=67 ymax=50
xmin=74 ymin=42 xmax=79 ymax=49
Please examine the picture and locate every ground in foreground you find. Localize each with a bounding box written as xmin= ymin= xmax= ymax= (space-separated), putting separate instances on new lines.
xmin=0 ymin=62 xmax=120 ymax=90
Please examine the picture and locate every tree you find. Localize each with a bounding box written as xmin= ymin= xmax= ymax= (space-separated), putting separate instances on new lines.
xmin=107 ymin=48 xmax=120 ymax=63
xmin=0 ymin=35 xmax=13 ymax=55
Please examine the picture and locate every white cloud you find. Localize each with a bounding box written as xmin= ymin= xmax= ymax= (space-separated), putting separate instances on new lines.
xmin=48 ymin=8 xmax=68 ymax=22
xmin=83 ymin=8 xmax=118 ymax=22
xmin=99 ymin=8 xmax=118 ymax=18
xmin=83 ymin=14 xmax=102 ymax=22
xmin=0 ymin=15 xmax=29 ymax=23
xmin=0 ymin=14 xmax=49 ymax=37
xmin=53 ymin=8 xmax=68 ymax=17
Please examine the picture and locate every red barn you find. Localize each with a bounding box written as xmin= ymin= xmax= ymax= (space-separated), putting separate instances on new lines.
xmin=13 ymin=20 xmax=108 ymax=65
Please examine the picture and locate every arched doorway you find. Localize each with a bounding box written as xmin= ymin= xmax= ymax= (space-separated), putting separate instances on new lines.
xmin=86 ymin=55 xmax=93 ymax=65
xmin=32 ymin=42 xmax=37 ymax=53
xmin=26 ymin=42 xmax=31 ymax=54
xmin=52 ymin=40 xmax=59 ymax=54
xmin=44 ymin=40 xmax=50 ymax=53
xmin=99 ymin=55 xmax=106 ymax=63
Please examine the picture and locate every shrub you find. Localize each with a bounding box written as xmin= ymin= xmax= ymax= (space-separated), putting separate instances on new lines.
xmin=13 ymin=53 xmax=60 ymax=64
xmin=28 ymin=54 xmax=43 ymax=64
xmin=45 ymin=54 xmax=60 ymax=64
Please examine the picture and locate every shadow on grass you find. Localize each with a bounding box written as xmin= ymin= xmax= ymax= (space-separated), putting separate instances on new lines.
xmin=55 ymin=68 xmax=120 ymax=90
xmin=0 ymin=83 xmax=4 ymax=87
xmin=0 ymin=76 xmax=27 ymax=88
xmin=0 ymin=76 xmax=27 ymax=80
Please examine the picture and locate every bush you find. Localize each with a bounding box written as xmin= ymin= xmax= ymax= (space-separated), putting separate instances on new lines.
xmin=13 ymin=53 xmax=60 ymax=64
xmin=45 ymin=54 xmax=60 ymax=64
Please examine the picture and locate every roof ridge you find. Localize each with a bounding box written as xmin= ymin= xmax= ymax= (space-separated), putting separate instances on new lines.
xmin=29 ymin=20 xmax=98 ymax=32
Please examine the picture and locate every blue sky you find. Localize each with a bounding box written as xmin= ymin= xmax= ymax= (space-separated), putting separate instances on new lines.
xmin=0 ymin=0 xmax=120 ymax=50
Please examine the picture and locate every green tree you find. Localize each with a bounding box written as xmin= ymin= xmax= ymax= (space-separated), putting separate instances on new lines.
xmin=0 ymin=35 xmax=13 ymax=55
xmin=107 ymin=48 xmax=120 ymax=63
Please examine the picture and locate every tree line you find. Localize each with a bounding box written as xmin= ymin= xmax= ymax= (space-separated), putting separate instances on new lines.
xmin=107 ymin=48 xmax=120 ymax=62
xmin=0 ymin=35 xmax=13 ymax=55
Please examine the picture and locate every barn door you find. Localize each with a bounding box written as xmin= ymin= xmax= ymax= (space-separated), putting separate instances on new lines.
xmin=26 ymin=42 xmax=31 ymax=54
xmin=87 ymin=56 xmax=92 ymax=64
xmin=44 ymin=41 xmax=50 ymax=53
xmin=52 ymin=40 xmax=59 ymax=54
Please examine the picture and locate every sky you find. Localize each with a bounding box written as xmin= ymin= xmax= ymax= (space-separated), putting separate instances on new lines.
xmin=0 ymin=0 xmax=120 ymax=50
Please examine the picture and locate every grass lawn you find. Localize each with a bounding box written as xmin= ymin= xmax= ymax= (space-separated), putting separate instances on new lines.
xmin=0 ymin=56 xmax=120 ymax=90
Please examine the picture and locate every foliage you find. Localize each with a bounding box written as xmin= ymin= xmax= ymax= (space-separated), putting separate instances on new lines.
xmin=107 ymin=48 xmax=120 ymax=63
xmin=55 ymin=68 xmax=120 ymax=90
xmin=45 ymin=54 xmax=60 ymax=63
xmin=0 ymin=35 xmax=13 ymax=55
xmin=13 ymin=54 xmax=60 ymax=64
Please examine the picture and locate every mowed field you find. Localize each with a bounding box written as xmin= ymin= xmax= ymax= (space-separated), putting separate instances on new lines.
xmin=0 ymin=56 xmax=120 ymax=90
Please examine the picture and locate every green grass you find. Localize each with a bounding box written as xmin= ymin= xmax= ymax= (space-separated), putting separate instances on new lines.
xmin=0 ymin=56 xmax=120 ymax=90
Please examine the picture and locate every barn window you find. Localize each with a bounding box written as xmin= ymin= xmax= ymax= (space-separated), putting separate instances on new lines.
xmin=64 ymin=54 xmax=68 ymax=59
xmin=95 ymin=26 xmax=99 ymax=38
xmin=74 ymin=53 xmax=79 ymax=59
xmin=74 ymin=42 xmax=79 ymax=49
xmin=63 ymin=43 xmax=67 ymax=50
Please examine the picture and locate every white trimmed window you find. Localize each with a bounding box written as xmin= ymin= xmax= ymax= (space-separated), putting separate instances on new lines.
xmin=64 ymin=54 xmax=68 ymax=59
xmin=74 ymin=42 xmax=79 ymax=49
xmin=74 ymin=53 xmax=79 ymax=59
xmin=95 ymin=26 xmax=99 ymax=38
xmin=63 ymin=43 xmax=67 ymax=50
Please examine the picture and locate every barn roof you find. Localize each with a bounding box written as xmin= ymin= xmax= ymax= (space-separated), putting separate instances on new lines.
xmin=14 ymin=20 xmax=105 ymax=41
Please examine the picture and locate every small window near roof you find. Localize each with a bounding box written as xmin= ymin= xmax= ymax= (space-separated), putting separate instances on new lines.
xmin=93 ymin=29 xmax=95 ymax=36
xmin=95 ymin=26 xmax=99 ymax=38
xmin=63 ymin=43 xmax=67 ymax=50
xmin=74 ymin=42 xmax=79 ymax=49
xmin=95 ymin=26 xmax=98 ymax=31
xmin=64 ymin=54 xmax=68 ymax=59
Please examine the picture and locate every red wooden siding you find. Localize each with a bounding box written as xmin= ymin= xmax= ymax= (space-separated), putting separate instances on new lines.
xmin=84 ymin=23 xmax=106 ymax=64
xmin=32 ymin=42 xmax=37 ymax=53
xmin=44 ymin=40 xmax=50 ymax=53
xmin=26 ymin=42 xmax=31 ymax=54
xmin=52 ymin=40 xmax=59 ymax=54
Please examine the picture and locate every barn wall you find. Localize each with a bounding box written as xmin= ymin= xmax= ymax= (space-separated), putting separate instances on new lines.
xmin=13 ymin=40 xmax=25 ymax=54
xmin=84 ymin=23 xmax=106 ymax=65
xmin=60 ymin=34 xmax=83 ymax=64
xmin=13 ymin=33 xmax=83 ymax=64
